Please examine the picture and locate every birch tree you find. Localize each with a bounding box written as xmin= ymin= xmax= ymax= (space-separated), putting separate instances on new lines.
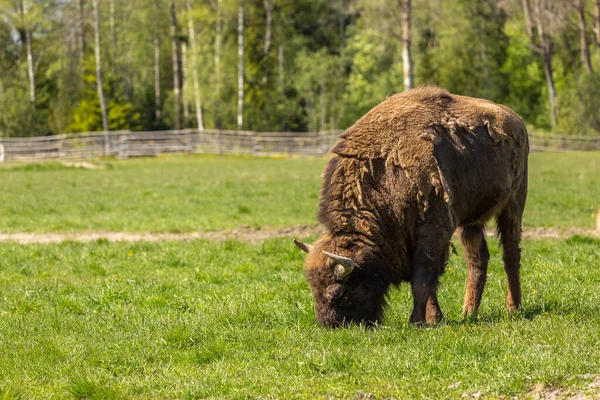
xmin=575 ymin=0 xmax=592 ymax=74
xmin=400 ymin=0 xmax=413 ymax=90
xmin=237 ymin=2 xmax=244 ymax=130
xmin=210 ymin=0 xmax=223 ymax=128
xmin=77 ymin=0 xmax=86 ymax=62
xmin=594 ymin=0 xmax=600 ymax=56
xmin=182 ymin=41 xmax=189 ymax=127
xmin=522 ymin=0 xmax=558 ymax=128
xmin=186 ymin=0 xmax=204 ymax=131
xmin=170 ymin=0 xmax=181 ymax=129
xmin=92 ymin=0 xmax=109 ymax=150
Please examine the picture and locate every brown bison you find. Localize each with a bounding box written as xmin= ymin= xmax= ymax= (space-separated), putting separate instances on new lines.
xmin=294 ymin=87 xmax=529 ymax=328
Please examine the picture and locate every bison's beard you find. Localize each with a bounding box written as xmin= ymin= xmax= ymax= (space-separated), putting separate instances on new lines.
xmin=314 ymin=286 xmax=387 ymax=328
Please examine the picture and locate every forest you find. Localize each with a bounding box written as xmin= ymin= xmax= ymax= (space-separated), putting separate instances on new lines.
xmin=1 ymin=0 xmax=600 ymax=137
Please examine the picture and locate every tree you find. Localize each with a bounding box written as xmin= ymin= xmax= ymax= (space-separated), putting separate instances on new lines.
xmin=594 ymin=0 xmax=600 ymax=56
xmin=400 ymin=0 xmax=413 ymax=90
xmin=186 ymin=0 xmax=204 ymax=131
xmin=170 ymin=1 xmax=181 ymax=129
xmin=575 ymin=0 xmax=592 ymax=74
xmin=237 ymin=1 xmax=244 ymax=130
xmin=522 ymin=0 xmax=558 ymax=128
xmin=92 ymin=0 xmax=109 ymax=135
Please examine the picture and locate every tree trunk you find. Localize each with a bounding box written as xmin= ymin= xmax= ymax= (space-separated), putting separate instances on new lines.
xmin=534 ymin=0 xmax=558 ymax=128
xmin=25 ymin=29 xmax=35 ymax=104
xmin=187 ymin=0 xmax=204 ymax=131
xmin=21 ymin=0 xmax=35 ymax=104
xmin=92 ymin=0 xmax=109 ymax=152
xmin=522 ymin=0 xmax=534 ymax=40
xmin=400 ymin=0 xmax=413 ymax=91
xmin=237 ymin=4 xmax=244 ymax=130
xmin=154 ymin=35 xmax=162 ymax=124
xmin=170 ymin=1 xmax=181 ymax=130
xmin=576 ymin=0 xmax=592 ymax=74
xmin=110 ymin=0 xmax=118 ymax=63
xmin=319 ymin=76 xmax=326 ymax=132
xmin=182 ymin=42 xmax=189 ymax=127
xmin=278 ymin=43 xmax=284 ymax=95
xmin=263 ymin=0 xmax=273 ymax=84
xmin=78 ymin=0 xmax=86 ymax=62
xmin=594 ymin=0 xmax=600 ymax=56
xmin=263 ymin=0 xmax=273 ymax=55
xmin=212 ymin=0 xmax=223 ymax=128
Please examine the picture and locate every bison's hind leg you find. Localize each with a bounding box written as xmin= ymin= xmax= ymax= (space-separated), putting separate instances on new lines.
xmin=458 ymin=225 xmax=490 ymax=319
xmin=410 ymin=225 xmax=452 ymax=326
xmin=496 ymin=199 xmax=524 ymax=313
xmin=426 ymin=290 xmax=444 ymax=324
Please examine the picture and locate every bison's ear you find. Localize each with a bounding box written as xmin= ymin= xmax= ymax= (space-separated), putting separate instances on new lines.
xmin=322 ymin=250 xmax=355 ymax=278
xmin=293 ymin=239 xmax=313 ymax=253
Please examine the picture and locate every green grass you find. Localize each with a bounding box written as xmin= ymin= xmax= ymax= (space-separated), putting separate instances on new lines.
xmin=0 ymin=152 xmax=598 ymax=233
xmin=1 ymin=237 xmax=600 ymax=398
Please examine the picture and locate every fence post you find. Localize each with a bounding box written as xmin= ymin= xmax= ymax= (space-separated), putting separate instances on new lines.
xmin=218 ymin=130 xmax=222 ymax=156
xmin=253 ymin=132 xmax=260 ymax=157
xmin=57 ymin=135 xmax=65 ymax=158
xmin=0 ymin=143 xmax=4 ymax=163
xmin=118 ymin=134 xmax=129 ymax=159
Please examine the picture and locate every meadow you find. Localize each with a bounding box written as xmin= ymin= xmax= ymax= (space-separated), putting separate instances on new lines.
xmin=0 ymin=152 xmax=599 ymax=399
xmin=0 ymin=152 xmax=598 ymax=233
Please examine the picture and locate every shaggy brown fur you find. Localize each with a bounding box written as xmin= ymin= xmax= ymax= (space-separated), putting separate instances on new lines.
xmin=297 ymin=86 xmax=529 ymax=327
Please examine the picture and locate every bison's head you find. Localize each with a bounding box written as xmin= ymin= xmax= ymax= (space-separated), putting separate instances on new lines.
xmin=294 ymin=238 xmax=388 ymax=328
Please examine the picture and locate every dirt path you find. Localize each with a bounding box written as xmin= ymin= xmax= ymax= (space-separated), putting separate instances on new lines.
xmin=0 ymin=226 xmax=598 ymax=244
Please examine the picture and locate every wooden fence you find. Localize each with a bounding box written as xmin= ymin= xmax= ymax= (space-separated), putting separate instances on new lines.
xmin=0 ymin=129 xmax=598 ymax=162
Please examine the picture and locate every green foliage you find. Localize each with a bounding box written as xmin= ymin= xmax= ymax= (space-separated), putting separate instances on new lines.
xmin=0 ymin=85 xmax=47 ymax=137
xmin=500 ymin=19 xmax=550 ymax=129
xmin=0 ymin=0 xmax=599 ymax=135
xmin=556 ymin=71 xmax=600 ymax=135
xmin=67 ymin=59 xmax=141 ymax=132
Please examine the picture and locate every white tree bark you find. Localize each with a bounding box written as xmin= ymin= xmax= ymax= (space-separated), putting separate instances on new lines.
xmin=211 ymin=0 xmax=223 ymax=128
xmin=262 ymin=0 xmax=274 ymax=84
xmin=182 ymin=41 xmax=189 ymax=127
xmin=77 ymin=0 xmax=86 ymax=62
xmin=92 ymin=0 xmax=109 ymax=152
xmin=237 ymin=3 xmax=244 ymax=130
xmin=187 ymin=0 xmax=204 ymax=131
xmin=576 ymin=0 xmax=592 ymax=73
xmin=400 ymin=0 xmax=413 ymax=91
xmin=154 ymin=35 xmax=162 ymax=124
xmin=534 ymin=0 xmax=557 ymax=127
xmin=22 ymin=0 xmax=35 ymax=103
xmin=278 ymin=43 xmax=284 ymax=95
xmin=170 ymin=1 xmax=181 ymax=129
xmin=522 ymin=0 xmax=534 ymax=40
xmin=263 ymin=0 xmax=273 ymax=55
xmin=110 ymin=0 xmax=118 ymax=63
xmin=593 ymin=0 xmax=600 ymax=57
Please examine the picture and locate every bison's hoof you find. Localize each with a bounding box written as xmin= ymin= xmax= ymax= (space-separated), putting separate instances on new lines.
xmin=461 ymin=307 xmax=479 ymax=319
xmin=426 ymin=310 xmax=444 ymax=325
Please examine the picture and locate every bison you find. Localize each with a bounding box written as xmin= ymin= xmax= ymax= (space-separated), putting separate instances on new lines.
xmin=294 ymin=87 xmax=529 ymax=328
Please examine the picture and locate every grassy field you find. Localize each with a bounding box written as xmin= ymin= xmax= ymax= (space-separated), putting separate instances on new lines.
xmin=0 ymin=152 xmax=598 ymax=233
xmin=1 ymin=237 xmax=600 ymax=398
xmin=0 ymin=152 xmax=599 ymax=399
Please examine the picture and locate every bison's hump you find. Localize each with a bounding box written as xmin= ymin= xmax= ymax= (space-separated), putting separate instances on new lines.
xmin=329 ymin=86 xmax=527 ymax=221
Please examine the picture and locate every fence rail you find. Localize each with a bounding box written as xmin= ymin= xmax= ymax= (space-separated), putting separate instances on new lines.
xmin=0 ymin=130 xmax=597 ymax=162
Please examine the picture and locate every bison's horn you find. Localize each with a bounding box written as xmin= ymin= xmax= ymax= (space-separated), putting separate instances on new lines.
xmin=293 ymin=239 xmax=313 ymax=253
xmin=322 ymin=250 xmax=355 ymax=278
